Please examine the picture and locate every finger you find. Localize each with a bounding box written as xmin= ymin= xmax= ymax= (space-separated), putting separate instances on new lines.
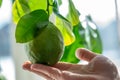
xmin=75 ymin=48 xmax=97 ymax=62
xmin=31 ymin=64 xmax=62 ymax=79
xmin=53 ymin=62 xmax=86 ymax=71
xmin=30 ymin=70 xmax=53 ymax=80
xmin=62 ymin=71 xmax=99 ymax=80
xmin=53 ymin=62 xmax=73 ymax=70
xmin=22 ymin=61 xmax=52 ymax=79
xmin=22 ymin=61 xmax=32 ymax=70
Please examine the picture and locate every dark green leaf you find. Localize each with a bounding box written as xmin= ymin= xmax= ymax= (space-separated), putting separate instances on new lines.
xmin=67 ymin=0 xmax=79 ymax=26
xmin=0 ymin=0 xmax=2 ymax=7
xmin=15 ymin=10 xmax=49 ymax=43
xmin=53 ymin=0 xmax=59 ymax=13
xmin=12 ymin=0 xmax=49 ymax=24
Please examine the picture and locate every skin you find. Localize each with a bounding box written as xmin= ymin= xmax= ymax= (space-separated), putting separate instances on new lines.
xmin=23 ymin=48 xmax=120 ymax=80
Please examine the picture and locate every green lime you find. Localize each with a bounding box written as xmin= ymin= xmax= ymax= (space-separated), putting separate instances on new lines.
xmin=26 ymin=22 xmax=64 ymax=66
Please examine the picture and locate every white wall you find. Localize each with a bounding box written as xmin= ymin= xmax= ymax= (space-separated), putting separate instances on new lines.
xmin=10 ymin=24 xmax=45 ymax=80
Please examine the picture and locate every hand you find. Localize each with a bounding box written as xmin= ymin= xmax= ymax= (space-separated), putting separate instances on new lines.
xmin=23 ymin=48 xmax=120 ymax=80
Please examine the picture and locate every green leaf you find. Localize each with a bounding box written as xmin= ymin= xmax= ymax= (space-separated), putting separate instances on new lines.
xmin=12 ymin=0 xmax=49 ymax=24
xmin=12 ymin=0 xmax=27 ymax=24
xmin=18 ymin=0 xmax=30 ymax=12
xmin=61 ymin=23 xmax=84 ymax=63
xmin=0 ymin=0 xmax=2 ymax=7
xmin=53 ymin=0 xmax=75 ymax=46
xmin=15 ymin=10 xmax=49 ymax=43
xmin=49 ymin=0 xmax=54 ymax=5
xmin=82 ymin=15 xmax=103 ymax=53
xmin=53 ymin=0 xmax=59 ymax=13
xmin=67 ymin=0 xmax=79 ymax=26
xmin=56 ymin=16 xmax=75 ymax=46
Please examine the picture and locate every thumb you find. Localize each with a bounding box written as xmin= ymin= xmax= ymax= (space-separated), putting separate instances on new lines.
xmin=75 ymin=48 xmax=97 ymax=62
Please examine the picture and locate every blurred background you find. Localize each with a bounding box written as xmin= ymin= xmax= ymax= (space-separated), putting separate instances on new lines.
xmin=0 ymin=0 xmax=120 ymax=80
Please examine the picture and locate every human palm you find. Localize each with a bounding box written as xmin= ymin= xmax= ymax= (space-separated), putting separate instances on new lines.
xmin=23 ymin=48 xmax=120 ymax=80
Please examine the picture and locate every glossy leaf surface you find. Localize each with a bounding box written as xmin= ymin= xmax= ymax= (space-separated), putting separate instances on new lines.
xmin=15 ymin=10 xmax=49 ymax=43
xmin=53 ymin=0 xmax=75 ymax=46
xmin=56 ymin=16 xmax=75 ymax=46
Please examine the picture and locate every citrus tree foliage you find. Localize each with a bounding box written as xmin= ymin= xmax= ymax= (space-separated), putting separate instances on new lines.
xmin=12 ymin=0 xmax=102 ymax=63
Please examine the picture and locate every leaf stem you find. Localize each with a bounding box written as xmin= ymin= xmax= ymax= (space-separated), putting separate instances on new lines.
xmin=47 ymin=0 xmax=50 ymax=16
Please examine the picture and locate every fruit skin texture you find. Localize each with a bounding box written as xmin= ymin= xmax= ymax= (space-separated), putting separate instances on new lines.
xmin=27 ymin=22 xmax=64 ymax=66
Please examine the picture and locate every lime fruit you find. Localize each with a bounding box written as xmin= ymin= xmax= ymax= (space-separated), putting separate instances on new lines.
xmin=27 ymin=22 xmax=64 ymax=66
